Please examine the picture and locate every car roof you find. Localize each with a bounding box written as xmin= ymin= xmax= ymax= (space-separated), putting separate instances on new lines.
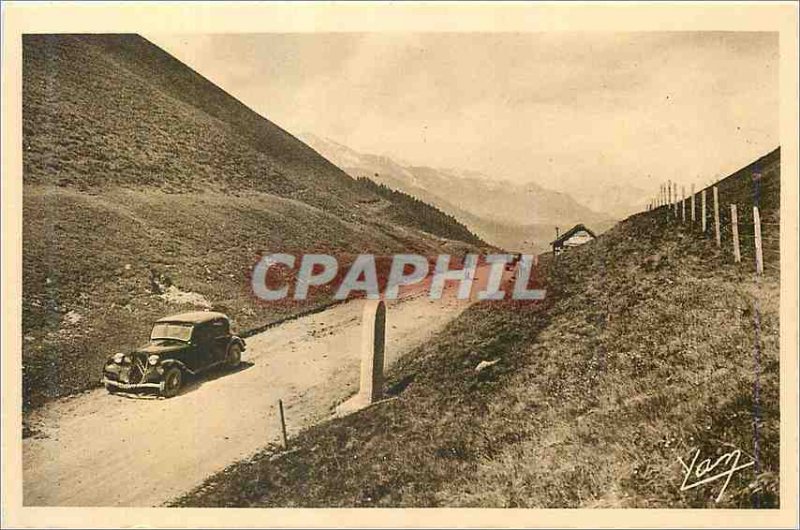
xmin=155 ymin=311 xmax=228 ymax=324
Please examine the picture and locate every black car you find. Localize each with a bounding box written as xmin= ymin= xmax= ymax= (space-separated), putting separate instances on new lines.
xmin=101 ymin=311 xmax=245 ymax=398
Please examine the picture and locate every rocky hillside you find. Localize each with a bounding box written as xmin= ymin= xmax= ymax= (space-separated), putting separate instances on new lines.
xmin=21 ymin=34 xmax=485 ymax=409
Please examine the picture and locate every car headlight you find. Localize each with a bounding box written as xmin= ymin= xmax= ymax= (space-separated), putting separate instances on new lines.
xmin=113 ymin=352 xmax=125 ymax=364
xmin=148 ymin=355 xmax=159 ymax=366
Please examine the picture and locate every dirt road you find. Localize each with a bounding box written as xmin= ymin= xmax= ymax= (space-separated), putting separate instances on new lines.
xmin=23 ymin=265 xmax=507 ymax=506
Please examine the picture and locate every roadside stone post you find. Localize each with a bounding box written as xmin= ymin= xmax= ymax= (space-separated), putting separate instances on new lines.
xmin=336 ymin=299 xmax=386 ymax=415
xmin=691 ymin=184 xmax=696 ymax=223
xmin=359 ymin=299 xmax=386 ymax=402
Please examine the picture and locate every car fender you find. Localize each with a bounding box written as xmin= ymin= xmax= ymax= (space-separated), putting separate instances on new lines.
xmin=159 ymin=358 xmax=195 ymax=375
xmin=230 ymin=336 xmax=246 ymax=351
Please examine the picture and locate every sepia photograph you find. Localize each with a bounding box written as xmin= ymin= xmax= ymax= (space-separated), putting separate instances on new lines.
xmin=1 ymin=2 xmax=798 ymax=528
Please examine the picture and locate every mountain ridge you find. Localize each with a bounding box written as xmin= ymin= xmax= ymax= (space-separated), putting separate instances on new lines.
xmin=301 ymin=133 xmax=617 ymax=252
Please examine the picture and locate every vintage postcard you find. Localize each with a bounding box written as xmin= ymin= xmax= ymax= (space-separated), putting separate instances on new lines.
xmin=1 ymin=2 xmax=798 ymax=528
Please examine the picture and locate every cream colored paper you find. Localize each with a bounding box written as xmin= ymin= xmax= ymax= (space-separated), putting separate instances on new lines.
xmin=2 ymin=2 xmax=797 ymax=528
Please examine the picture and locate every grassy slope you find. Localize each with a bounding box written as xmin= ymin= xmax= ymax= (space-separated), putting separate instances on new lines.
xmin=23 ymin=35 xmax=361 ymax=205
xmin=21 ymin=35 xmax=485 ymax=408
xmin=173 ymin=152 xmax=780 ymax=508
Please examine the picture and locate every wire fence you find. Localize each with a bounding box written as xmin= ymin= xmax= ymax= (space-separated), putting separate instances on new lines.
xmin=646 ymin=150 xmax=780 ymax=277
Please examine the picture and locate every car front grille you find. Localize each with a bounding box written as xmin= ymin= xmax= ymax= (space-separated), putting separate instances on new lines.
xmin=106 ymin=354 xmax=153 ymax=385
xmin=128 ymin=361 xmax=145 ymax=384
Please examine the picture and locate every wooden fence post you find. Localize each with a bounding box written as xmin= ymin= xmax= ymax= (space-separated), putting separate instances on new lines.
xmin=665 ymin=183 xmax=670 ymax=219
xmin=701 ymin=189 xmax=707 ymax=233
xmin=670 ymin=182 xmax=673 ymax=215
xmin=673 ymin=182 xmax=678 ymax=217
xmin=278 ymin=399 xmax=288 ymax=449
xmin=713 ymin=186 xmax=720 ymax=247
xmin=681 ymin=186 xmax=686 ymax=223
xmin=691 ymin=184 xmax=696 ymax=222
xmin=668 ymin=180 xmax=672 ymax=205
xmin=753 ymin=205 xmax=764 ymax=274
xmin=731 ymin=204 xmax=741 ymax=263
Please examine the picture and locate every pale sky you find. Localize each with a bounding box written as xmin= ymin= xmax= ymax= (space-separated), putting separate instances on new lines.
xmin=146 ymin=32 xmax=778 ymax=197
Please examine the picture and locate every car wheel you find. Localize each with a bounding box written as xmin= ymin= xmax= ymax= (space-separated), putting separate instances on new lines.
xmin=226 ymin=343 xmax=242 ymax=369
xmin=104 ymin=383 xmax=119 ymax=394
xmin=161 ymin=367 xmax=183 ymax=398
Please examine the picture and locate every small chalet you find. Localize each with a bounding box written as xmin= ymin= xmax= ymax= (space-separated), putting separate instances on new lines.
xmin=551 ymin=224 xmax=596 ymax=255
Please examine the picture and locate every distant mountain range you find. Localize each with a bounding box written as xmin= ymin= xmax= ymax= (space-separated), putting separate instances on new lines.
xmin=567 ymin=183 xmax=651 ymax=221
xmin=301 ymin=133 xmax=618 ymax=253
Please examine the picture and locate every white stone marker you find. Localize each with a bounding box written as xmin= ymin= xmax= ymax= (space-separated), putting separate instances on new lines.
xmin=691 ymin=184 xmax=696 ymax=222
xmin=731 ymin=204 xmax=741 ymax=263
xmin=336 ymin=299 xmax=386 ymax=415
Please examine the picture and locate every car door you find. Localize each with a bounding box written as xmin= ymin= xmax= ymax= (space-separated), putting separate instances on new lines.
xmin=192 ymin=323 xmax=214 ymax=370
xmin=209 ymin=318 xmax=230 ymax=364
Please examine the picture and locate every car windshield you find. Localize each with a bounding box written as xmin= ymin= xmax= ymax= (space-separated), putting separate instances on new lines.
xmin=150 ymin=322 xmax=193 ymax=342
